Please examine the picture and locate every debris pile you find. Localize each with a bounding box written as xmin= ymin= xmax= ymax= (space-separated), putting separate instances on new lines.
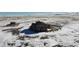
xmin=29 ymin=21 xmax=62 ymax=32
xmin=4 ymin=22 xmax=19 ymax=27
xmin=2 ymin=27 xmax=23 ymax=35
xmin=2 ymin=21 xmax=62 ymax=36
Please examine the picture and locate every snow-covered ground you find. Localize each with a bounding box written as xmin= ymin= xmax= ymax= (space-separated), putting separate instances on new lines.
xmin=0 ymin=16 xmax=79 ymax=47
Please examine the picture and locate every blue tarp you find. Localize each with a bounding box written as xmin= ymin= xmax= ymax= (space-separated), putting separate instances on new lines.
xmin=20 ymin=29 xmax=38 ymax=34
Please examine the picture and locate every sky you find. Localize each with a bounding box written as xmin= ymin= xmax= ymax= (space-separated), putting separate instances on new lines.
xmin=0 ymin=12 xmax=78 ymax=16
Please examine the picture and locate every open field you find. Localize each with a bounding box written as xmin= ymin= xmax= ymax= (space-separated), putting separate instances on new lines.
xmin=0 ymin=16 xmax=79 ymax=47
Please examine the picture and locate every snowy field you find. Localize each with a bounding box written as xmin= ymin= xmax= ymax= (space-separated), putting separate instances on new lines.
xmin=0 ymin=16 xmax=79 ymax=47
